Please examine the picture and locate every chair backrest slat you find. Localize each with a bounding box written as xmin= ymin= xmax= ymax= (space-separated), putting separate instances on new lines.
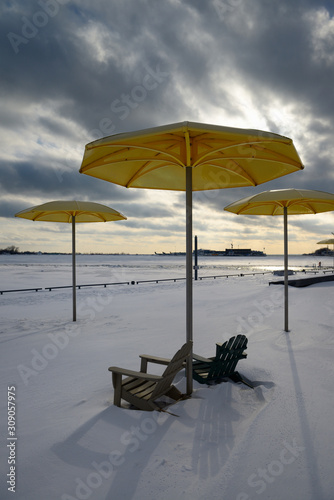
xmin=205 ymin=335 xmax=247 ymax=379
xmin=151 ymin=341 xmax=192 ymax=400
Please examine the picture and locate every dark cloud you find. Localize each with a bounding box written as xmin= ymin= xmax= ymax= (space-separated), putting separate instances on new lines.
xmin=289 ymin=216 xmax=334 ymax=234
xmin=0 ymin=158 xmax=145 ymax=217
xmin=0 ymin=199 xmax=28 ymax=218
xmin=114 ymin=202 xmax=174 ymax=220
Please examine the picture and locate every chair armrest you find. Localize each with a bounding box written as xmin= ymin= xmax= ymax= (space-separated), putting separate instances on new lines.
xmin=139 ymin=354 xmax=171 ymax=365
xmin=108 ymin=366 xmax=163 ymax=381
xmin=193 ymin=353 xmax=213 ymax=363
xmin=139 ymin=354 xmax=171 ymax=372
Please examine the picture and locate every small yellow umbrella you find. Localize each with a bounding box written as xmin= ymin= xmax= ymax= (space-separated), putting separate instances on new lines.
xmin=317 ymin=238 xmax=334 ymax=245
xmin=15 ymin=201 xmax=127 ymax=321
xmin=317 ymin=238 xmax=334 ymax=267
xmin=224 ymin=188 xmax=334 ymax=332
xmin=79 ymin=121 xmax=303 ymax=394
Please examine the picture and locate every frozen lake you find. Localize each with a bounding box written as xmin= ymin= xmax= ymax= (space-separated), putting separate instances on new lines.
xmin=1 ymin=253 xmax=332 ymax=291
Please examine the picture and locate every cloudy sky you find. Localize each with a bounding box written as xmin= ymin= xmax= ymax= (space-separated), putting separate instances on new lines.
xmin=1 ymin=0 xmax=334 ymax=255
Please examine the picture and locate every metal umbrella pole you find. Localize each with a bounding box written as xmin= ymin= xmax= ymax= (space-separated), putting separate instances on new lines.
xmin=72 ymin=215 xmax=76 ymax=322
xmin=194 ymin=235 xmax=198 ymax=281
xmin=186 ymin=166 xmax=193 ymax=395
xmin=283 ymin=207 xmax=289 ymax=332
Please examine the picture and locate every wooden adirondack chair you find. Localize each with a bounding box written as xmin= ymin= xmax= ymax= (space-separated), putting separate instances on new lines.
xmin=108 ymin=341 xmax=192 ymax=411
xmin=192 ymin=335 xmax=251 ymax=386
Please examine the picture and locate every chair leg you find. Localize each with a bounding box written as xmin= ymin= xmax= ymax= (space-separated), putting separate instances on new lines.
xmin=230 ymin=371 xmax=254 ymax=388
xmin=165 ymin=385 xmax=182 ymax=401
xmin=140 ymin=358 xmax=148 ymax=372
xmin=112 ymin=373 xmax=122 ymax=407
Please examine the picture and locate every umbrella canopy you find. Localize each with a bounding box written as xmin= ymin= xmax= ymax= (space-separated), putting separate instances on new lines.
xmin=79 ymin=121 xmax=304 ymax=394
xmin=224 ymin=189 xmax=334 ymax=215
xmin=317 ymin=238 xmax=334 ymax=245
xmin=15 ymin=200 xmax=126 ymax=223
xmin=224 ymin=188 xmax=334 ymax=332
xmin=15 ymin=201 xmax=127 ymax=321
xmin=317 ymin=238 xmax=334 ymax=267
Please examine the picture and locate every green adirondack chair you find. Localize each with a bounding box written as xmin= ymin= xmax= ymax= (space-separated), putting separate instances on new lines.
xmin=192 ymin=335 xmax=251 ymax=386
xmin=108 ymin=341 xmax=192 ymax=411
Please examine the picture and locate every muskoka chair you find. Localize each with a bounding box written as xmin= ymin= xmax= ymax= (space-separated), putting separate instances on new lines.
xmin=108 ymin=341 xmax=192 ymax=411
xmin=192 ymin=335 xmax=252 ymax=387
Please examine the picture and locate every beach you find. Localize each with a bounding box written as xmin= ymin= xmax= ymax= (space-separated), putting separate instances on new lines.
xmin=0 ymin=254 xmax=333 ymax=500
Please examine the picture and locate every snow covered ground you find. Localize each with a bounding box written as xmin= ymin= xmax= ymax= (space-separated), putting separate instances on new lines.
xmin=0 ymin=254 xmax=333 ymax=500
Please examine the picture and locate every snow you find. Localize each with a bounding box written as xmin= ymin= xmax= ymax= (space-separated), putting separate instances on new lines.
xmin=0 ymin=254 xmax=333 ymax=500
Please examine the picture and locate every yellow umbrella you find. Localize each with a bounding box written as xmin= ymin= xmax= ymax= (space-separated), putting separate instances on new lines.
xmin=79 ymin=121 xmax=303 ymax=394
xmin=317 ymin=238 xmax=334 ymax=244
xmin=317 ymin=238 xmax=334 ymax=267
xmin=224 ymin=188 xmax=334 ymax=332
xmin=15 ymin=201 xmax=127 ymax=321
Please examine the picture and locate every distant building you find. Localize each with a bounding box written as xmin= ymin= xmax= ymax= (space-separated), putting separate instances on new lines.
xmin=197 ymin=248 xmax=266 ymax=257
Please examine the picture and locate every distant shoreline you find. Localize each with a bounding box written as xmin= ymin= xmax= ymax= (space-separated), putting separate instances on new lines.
xmin=0 ymin=251 xmax=330 ymax=257
xmin=0 ymin=251 xmax=134 ymax=256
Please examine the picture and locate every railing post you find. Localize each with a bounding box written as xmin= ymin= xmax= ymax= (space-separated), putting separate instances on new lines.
xmin=194 ymin=235 xmax=198 ymax=281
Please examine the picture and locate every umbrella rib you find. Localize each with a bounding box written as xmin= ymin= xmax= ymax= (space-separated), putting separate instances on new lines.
xmin=272 ymin=204 xmax=284 ymax=215
xmin=288 ymin=200 xmax=316 ymax=214
xmin=126 ymin=160 xmax=163 ymax=188
xmin=189 ymin=136 xmax=302 ymax=187
xmin=74 ymin=211 xmax=105 ymax=221
xmin=208 ymin=159 xmax=256 ymax=185
xmin=250 ymin=142 xmax=302 ymax=168
xmin=192 ymin=136 xmax=301 ymax=168
xmin=125 ymin=159 xmax=183 ymax=188
xmin=82 ymin=142 xmax=185 ymax=172
xmin=31 ymin=211 xmax=73 ymax=222
xmin=235 ymin=201 xmax=284 ymax=215
xmin=201 ymin=157 xmax=256 ymax=186
xmin=30 ymin=213 xmax=42 ymax=221
xmin=185 ymin=131 xmax=191 ymax=167
xmin=20 ymin=210 xmax=123 ymax=223
xmin=200 ymin=157 xmax=299 ymax=187
xmin=111 ymin=137 xmax=189 ymax=187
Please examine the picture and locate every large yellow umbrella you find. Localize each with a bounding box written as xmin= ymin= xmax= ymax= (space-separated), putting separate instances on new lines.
xmin=15 ymin=201 xmax=127 ymax=321
xmin=79 ymin=121 xmax=303 ymax=394
xmin=224 ymin=188 xmax=334 ymax=332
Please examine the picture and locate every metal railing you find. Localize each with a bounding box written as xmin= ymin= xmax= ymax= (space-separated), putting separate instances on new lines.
xmin=1 ymin=268 xmax=333 ymax=295
xmin=0 ymin=287 xmax=42 ymax=295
